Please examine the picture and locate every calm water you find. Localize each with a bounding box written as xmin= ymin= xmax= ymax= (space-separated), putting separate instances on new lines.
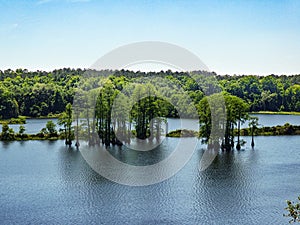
xmin=0 ymin=135 xmax=299 ymax=224
xmin=250 ymin=113 xmax=300 ymax=127
xmin=1 ymin=114 xmax=300 ymax=134
xmin=0 ymin=118 xmax=60 ymax=134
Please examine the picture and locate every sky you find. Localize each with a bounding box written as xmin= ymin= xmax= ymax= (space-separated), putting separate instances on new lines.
xmin=0 ymin=0 xmax=300 ymax=75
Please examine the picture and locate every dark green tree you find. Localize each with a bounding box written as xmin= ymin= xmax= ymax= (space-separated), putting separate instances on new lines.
xmin=248 ymin=116 xmax=259 ymax=148
xmin=0 ymin=122 xmax=15 ymax=141
xmin=19 ymin=125 xmax=25 ymax=135
xmin=58 ymin=103 xmax=73 ymax=146
xmin=46 ymin=120 xmax=57 ymax=135
xmin=198 ymin=92 xmax=249 ymax=151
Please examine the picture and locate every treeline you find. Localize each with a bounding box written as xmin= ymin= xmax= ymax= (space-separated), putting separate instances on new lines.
xmin=240 ymin=123 xmax=300 ymax=136
xmin=217 ymin=74 xmax=300 ymax=111
xmin=0 ymin=68 xmax=80 ymax=119
xmin=1 ymin=68 xmax=300 ymax=120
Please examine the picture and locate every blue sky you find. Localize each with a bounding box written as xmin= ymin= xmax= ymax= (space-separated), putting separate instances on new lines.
xmin=1 ymin=0 xmax=300 ymax=75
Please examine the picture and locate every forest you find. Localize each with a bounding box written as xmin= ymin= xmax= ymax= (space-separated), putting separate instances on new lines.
xmin=1 ymin=68 xmax=300 ymax=120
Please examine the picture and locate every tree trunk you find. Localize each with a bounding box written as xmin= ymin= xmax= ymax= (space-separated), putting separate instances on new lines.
xmin=251 ymin=127 xmax=255 ymax=148
xmin=236 ymin=118 xmax=241 ymax=150
xmin=75 ymin=113 xmax=80 ymax=148
xmin=86 ymin=107 xmax=91 ymax=145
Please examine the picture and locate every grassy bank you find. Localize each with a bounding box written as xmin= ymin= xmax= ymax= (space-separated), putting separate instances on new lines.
xmin=166 ymin=129 xmax=198 ymax=137
xmin=0 ymin=116 xmax=27 ymax=124
xmin=36 ymin=113 xmax=62 ymax=119
xmin=0 ymin=133 xmax=66 ymax=141
xmin=0 ymin=114 xmax=61 ymax=125
xmin=2 ymin=124 xmax=300 ymax=141
xmin=252 ymin=111 xmax=300 ymax=115
xmin=239 ymin=123 xmax=300 ymax=136
xmin=166 ymin=124 xmax=300 ymax=138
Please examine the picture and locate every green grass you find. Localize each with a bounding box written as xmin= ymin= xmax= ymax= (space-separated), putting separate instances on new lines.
xmin=0 ymin=114 xmax=62 ymax=124
xmin=2 ymin=134 xmax=65 ymax=141
xmin=37 ymin=113 xmax=62 ymax=119
xmin=239 ymin=123 xmax=300 ymax=136
xmin=166 ymin=129 xmax=198 ymax=138
xmin=251 ymin=111 xmax=300 ymax=115
xmin=0 ymin=116 xmax=27 ymax=124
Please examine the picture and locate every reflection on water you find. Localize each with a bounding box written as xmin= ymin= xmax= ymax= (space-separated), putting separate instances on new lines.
xmin=79 ymin=137 xmax=198 ymax=186
xmin=0 ymin=136 xmax=299 ymax=224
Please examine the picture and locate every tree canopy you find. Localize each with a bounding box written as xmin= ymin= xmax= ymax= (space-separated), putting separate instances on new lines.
xmin=1 ymin=69 xmax=300 ymax=120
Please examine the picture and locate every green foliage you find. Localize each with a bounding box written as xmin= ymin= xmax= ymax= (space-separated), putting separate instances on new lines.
xmin=248 ymin=116 xmax=259 ymax=147
xmin=91 ymin=78 xmax=178 ymax=146
xmin=0 ymin=122 xmax=15 ymax=141
xmin=19 ymin=125 xmax=25 ymax=135
xmin=58 ymin=103 xmax=74 ymax=146
xmin=130 ymin=83 xmax=169 ymax=140
xmin=240 ymin=123 xmax=300 ymax=136
xmin=0 ymin=84 xmax=19 ymax=119
xmin=198 ymin=92 xmax=249 ymax=150
xmin=2 ymin=123 xmax=9 ymax=134
xmin=218 ymin=74 xmax=300 ymax=112
xmin=2 ymin=69 xmax=300 ymax=150
xmin=166 ymin=129 xmax=198 ymax=137
xmin=0 ymin=68 xmax=82 ymax=119
xmin=46 ymin=121 xmax=57 ymax=134
xmin=40 ymin=128 xmax=48 ymax=134
xmin=284 ymin=196 xmax=300 ymax=223
xmin=0 ymin=116 xmax=26 ymax=125
xmin=2 ymin=69 xmax=300 ymax=120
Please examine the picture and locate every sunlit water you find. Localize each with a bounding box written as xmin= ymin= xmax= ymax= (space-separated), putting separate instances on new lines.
xmin=0 ymin=135 xmax=299 ymax=224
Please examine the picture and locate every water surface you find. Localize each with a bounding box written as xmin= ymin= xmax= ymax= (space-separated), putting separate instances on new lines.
xmin=0 ymin=136 xmax=299 ymax=224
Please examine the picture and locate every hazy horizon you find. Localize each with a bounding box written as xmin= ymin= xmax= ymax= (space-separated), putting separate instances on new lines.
xmin=2 ymin=66 xmax=300 ymax=77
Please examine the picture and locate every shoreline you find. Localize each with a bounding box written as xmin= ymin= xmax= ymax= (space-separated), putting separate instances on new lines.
xmin=1 ymin=130 xmax=300 ymax=142
xmin=251 ymin=111 xmax=300 ymax=115
xmin=1 ymin=111 xmax=300 ymax=125
xmin=166 ymin=125 xmax=300 ymax=138
xmin=0 ymin=115 xmax=61 ymax=125
xmin=2 ymin=122 xmax=300 ymax=141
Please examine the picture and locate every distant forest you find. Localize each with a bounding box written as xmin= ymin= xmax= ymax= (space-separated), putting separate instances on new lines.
xmin=1 ymin=68 xmax=300 ymax=119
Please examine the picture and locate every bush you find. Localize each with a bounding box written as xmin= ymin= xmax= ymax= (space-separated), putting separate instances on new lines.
xmin=284 ymin=196 xmax=300 ymax=223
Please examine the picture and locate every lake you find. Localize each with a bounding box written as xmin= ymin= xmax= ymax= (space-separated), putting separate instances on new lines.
xmin=0 ymin=116 xmax=300 ymax=224
xmin=0 ymin=135 xmax=300 ymax=224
